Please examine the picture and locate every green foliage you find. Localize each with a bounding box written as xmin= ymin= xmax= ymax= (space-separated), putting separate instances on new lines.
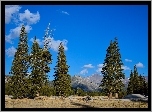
xmin=39 ymin=84 xmax=55 ymax=97
xmin=28 ymin=36 xmax=52 ymax=98
xmin=70 ymin=87 xmax=76 ymax=95
xmin=100 ymin=37 xmax=125 ymax=98
xmin=127 ymin=70 xmax=134 ymax=94
xmin=118 ymin=88 xmax=127 ymax=99
xmin=127 ymin=66 xmax=148 ymax=96
xmin=53 ymin=43 xmax=71 ymax=97
xmin=5 ymin=82 xmax=12 ymax=95
xmin=9 ymin=25 xmax=29 ymax=99
xmin=28 ymin=37 xmax=44 ymax=98
xmin=75 ymin=88 xmax=86 ymax=96
xmin=86 ymin=91 xmax=102 ymax=96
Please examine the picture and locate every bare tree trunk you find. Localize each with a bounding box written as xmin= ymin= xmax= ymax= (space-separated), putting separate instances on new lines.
xmin=115 ymin=93 xmax=118 ymax=99
xmin=108 ymin=92 xmax=112 ymax=100
xmin=36 ymin=92 xmax=39 ymax=97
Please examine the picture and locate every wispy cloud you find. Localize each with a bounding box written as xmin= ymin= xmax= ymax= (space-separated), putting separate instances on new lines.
xmin=83 ymin=64 xmax=94 ymax=68
xmin=29 ymin=37 xmax=68 ymax=52
xmin=96 ymin=68 xmax=102 ymax=73
xmin=125 ymin=59 xmax=132 ymax=62
xmin=61 ymin=11 xmax=69 ymax=15
xmin=136 ymin=62 xmax=144 ymax=68
xmin=121 ymin=65 xmax=131 ymax=71
xmin=80 ymin=69 xmax=88 ymax=75
xmin=5 ymin=5 xmax=21 ymax=24
xmin=96 ymin=64 xmax=104 ymax=73
xmin=30 ymin=37 xmax=43 ymax=46
xmin=97 ymin=64 xmax=104 ymax=68
xmin=6 ymin=25 xmax=32 ymax=44
xmin=5 ymin=46 xmax=17 ymax=57
xmin=5 ymin=5 xmax=40 ymax=44
xmin=19 ymin=9 xmax=40 ymax=25
xmin=47 ymin=37 xmax=68 ymax=52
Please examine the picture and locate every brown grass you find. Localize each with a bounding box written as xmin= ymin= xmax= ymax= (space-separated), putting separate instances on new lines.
xmin=5 ymin=96 xmax=148 ymax=108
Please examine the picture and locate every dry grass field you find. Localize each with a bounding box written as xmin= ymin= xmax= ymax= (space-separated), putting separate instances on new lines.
xmin=5 ymin=96 xmax=148 ymax=108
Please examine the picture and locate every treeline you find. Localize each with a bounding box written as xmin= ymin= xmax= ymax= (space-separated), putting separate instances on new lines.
xmin=127 ymin=66 xmax=148 ymax=96
xmin=99 ymin=38 xmax=148 ymax=99
xmin=5 ymin=24 xmax=148 ymax=99
xmin=6 ymin=24 xmax=71 ymax=99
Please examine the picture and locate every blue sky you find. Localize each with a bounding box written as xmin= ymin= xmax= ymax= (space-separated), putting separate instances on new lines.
xmin=5 ymin=5 xmax=148 ymax=81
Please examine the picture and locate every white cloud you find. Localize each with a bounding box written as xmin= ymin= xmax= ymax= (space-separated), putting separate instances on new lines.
xmin=30 ymin=37 xmax=43 ymax=46
xmin=5 ymin=46 xmax=17 ymax=57
xmin=121 ymin=65 xmax=131 ymax=71
xmin=136 ymin=62 xmax=144 ymax=68
xmin=83 ymin=64 xmax=94 ymax=68
xmin=19 ymin=9 xmax=40 ymax=25
xmin=29 ymin=36 xmax=68 ymax=52
xmin=96 ymin=64 xmax=104 ymax=73
xmin=5 ymin=25 xmax=32 ymax=44
xmin=61 ymin=11 xmax=69 ymax=15
xmin=97 ymin=64 xmax=104 ymax=68
xmin=125 ymin=59 xmax=132 ymax=62
xmin=80 ymin=69 xmax=88 ymax=75
xmin=47 ymin=37 xmax=68 ymax=52
xmin=5 ymin=5 xmax=21 ymax=24
xmin=5 ymin=6 xmax=40 ymax=44
xmin=96 ymin=68 xmax=103 ymax=73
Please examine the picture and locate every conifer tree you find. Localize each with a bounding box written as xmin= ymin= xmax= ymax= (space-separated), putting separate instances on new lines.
xmin=138 ymin=74 xmax=145 ymax=95
xmin=100 ymin=37 xmax=125 ymax=99
xmin=127 ymin=66 xmax=148 ymax=95
xmin=137 ymin=74 xmax=148 ymax=95
xmin=41 ymin=23 xmax=53 ymax=81
xmin=9 ymin=25 xmax=29 ymax=99
xmin=143 ymin=79 xmax=148 ymax=96
xmin=28 ymin=23 xmax=53 ymax=98
xmin=53 ymin=43 xmax=71 ymax=97
xmin=28 ymin=37 xmax=46 ymax=98
xmin=127 ymin=70 xmax=134 ymax=94
xmin=41 ymin=24 xmax=53 ymax=95
xmin=132 ymin=65 xmax=140 ymax=94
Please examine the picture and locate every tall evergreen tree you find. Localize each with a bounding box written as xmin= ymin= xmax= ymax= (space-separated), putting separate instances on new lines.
xmin=138 ymin=74 xmax=145 ymax=95
xmin=139 ymin=74 xmax=148 ymax=96
xmin=142 ymin=78 xmax=148 ymax=96
xmin=41 ymin=23 xmax=53 ymax=80
xmin=9 ymin=25 xmax=29 ymax=99
xmin=132 ymin=65 xmax=140 ymax=94
xmin=53 ymin=43 xmax=71 ymax=97
xmin=127 ymin=70 xmax=134 ymax=94
xmin=127 ymin=66 xmax=148 ymax=95
xmin=28 ymin=37 xmax=46 ymax=98
xmin=100 ymin=37 xmax=125 ymax=99
xmin=28 ymin=23 xmax=53 ymax=98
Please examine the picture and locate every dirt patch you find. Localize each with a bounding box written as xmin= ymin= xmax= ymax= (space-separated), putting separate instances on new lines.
xmin=5 ymin=96 xmax=148 ymax=108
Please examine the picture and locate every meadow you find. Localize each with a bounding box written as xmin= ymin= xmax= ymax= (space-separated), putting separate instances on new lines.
xmin=5 ymin=96 xmax=148 ymax=108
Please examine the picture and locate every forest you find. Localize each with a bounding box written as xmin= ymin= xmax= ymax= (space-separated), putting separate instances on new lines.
xmin=5 ymin=24 xmax=148 ymax=100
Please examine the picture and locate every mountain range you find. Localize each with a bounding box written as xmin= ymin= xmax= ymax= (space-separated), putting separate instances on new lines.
xmin=71 ymin=74 xmax=148 ymax=92
xmin=5 ymin=74 xmax=148 ymax=92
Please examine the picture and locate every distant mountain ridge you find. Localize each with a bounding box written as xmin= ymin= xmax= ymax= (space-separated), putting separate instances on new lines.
xmin=5 ymin=74 xmax=148 ymax=92
xmin=71 ymin=74 xmax=148 ymax=92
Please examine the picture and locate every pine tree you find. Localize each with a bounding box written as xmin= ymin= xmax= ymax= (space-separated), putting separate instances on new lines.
xmin=9 ymin=25 xmax=29 ymax=99
xmin=100 ymin=37 xmax=125 ymax=99
xmin=41 ymin=23 xmax=53 ymax=80
xmin=127 ymin=66 xmax=148 ymax=95
xmin=138 ymin=74 xmax=148 ymax=95
xmin=132 ymin=65 xmax=140 ymax=94
xmin=28 ymin=23 xmax=53 ymax=98
xmin=127 ymin=70 xmax=134 ymax=94
xmin=143 ymin=79 xmax=148 ymax=96
xmin=28 ymin=37 xmax=45 ymax=98
xmin=53 ymin=43 xmax=71 ymax=98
